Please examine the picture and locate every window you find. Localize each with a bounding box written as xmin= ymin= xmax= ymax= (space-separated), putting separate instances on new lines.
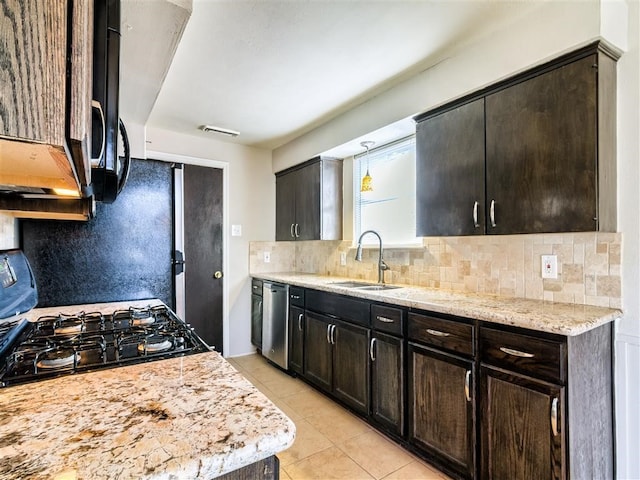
xmin=354 ymin=136 xmax=417 ymax=245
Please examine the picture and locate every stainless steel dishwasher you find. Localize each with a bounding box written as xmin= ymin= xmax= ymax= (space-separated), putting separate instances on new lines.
xmin=261 ymin=281 xmax=289 ymax=369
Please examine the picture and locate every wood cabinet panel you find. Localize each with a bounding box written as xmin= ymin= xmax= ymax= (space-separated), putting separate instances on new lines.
xmin=289 ymin=305 xmax=305 ymax=375
xmin=371 ymin=304 xmax=404 ymax=336
xmin=416 ymin=99 xmax=485 ymax=236
xmin=409 ymin=343 xmax=474 ymax=478
xmin=303 ymin=311 xmax=332 ymax=392
xmin=333 ymin=320 xmax=370 ymax=415
xmin=408 ymin=312 xmax=474 ymax=357
xmin=370 ymin=331 xmax=405 ymax=437
xmin=275 ymin=173 xmax=297 ymax=240
xmin=481 ymin=367 xmax=565 ymax=480
xmin=306 ymin=290 xmax=370 ymax=327
xmin=485 ymin=55 xmax=598 ymax=234
xmin=295 ymin=161 xmax=321 ymax=241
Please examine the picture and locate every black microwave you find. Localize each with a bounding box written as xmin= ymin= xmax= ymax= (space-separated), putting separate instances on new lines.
xmin=91 ymin=0 xmax=130 ymax=203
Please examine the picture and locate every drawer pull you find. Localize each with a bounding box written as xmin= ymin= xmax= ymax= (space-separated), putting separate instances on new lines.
xmin=291 ymin=294 xmax=301 ymax=300
xmin=499 ymin=347 xmax=535 ymax=358
xmin=370 ymin=338 xmax=377 ymax=361
xmin=464 ymin=370 xmax=472 ymax=402
xmin=551 ymin=397 xmax=560 ymax=436
xmin=253 ymin=285 xmax=259 ymax=290
xmin=426 ymin=328 xmax=450 ymax=337
xmin=376 ymin=315 xmax=395 ymax=323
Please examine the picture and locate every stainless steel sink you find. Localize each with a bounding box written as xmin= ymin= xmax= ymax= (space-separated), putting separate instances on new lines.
xmin=356 ymin=284 xmax=402 ymax=291
xmin=330 ymin=281 xmax=401 ymax=290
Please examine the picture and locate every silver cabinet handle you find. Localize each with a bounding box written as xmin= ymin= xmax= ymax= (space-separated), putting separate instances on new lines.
xmin=551 ymin=397 xmax=559 ymax=436
xmin=499 ymin=347 xmax=535 ymax=358
xmin=370 ymin=337 xmax=377 ymax=361
xmin=426 ymin=328 xmax=450 ymax=337
xmin=290 ymin=223 xmax=295 ymax=238
xmin=473 ymin=201 xmax=479 ymax=228
xmin=258 ymin=300 xmax=262 ymax=311
xmin=298 ymin=313 xmax=303 ymax=332
xmin=464 ymin=370 xmax=471 ymax=402
xmin=326 ymin=324 xmax=332 ymax=344
xmin=331 ymin=324 xmax=336 ymax=344
xmin=252 ymin=285 xmax=259 ymax=290
xmin=490 ymin=199 xmax=496 ymax=227
xmin=294 ymin=223 xmax=300 ymax=237
xmin=291 ymin=294 xmax=301 ymax=300
xmin=376 ymin=316 xmax=394 ymax=324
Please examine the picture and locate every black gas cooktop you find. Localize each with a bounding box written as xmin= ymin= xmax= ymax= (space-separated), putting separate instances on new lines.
xmin=0 ymin=304 xmax=210 ymax=387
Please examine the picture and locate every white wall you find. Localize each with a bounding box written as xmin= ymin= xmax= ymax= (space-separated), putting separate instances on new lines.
xmin=145 ymin=126 xmax=275 ymax=358
xmin=271 ymin=1 xmax=639 ymax=476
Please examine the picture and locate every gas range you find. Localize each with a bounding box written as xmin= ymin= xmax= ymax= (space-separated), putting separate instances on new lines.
xmin=0 ymin=303 xmax=210 ymax=387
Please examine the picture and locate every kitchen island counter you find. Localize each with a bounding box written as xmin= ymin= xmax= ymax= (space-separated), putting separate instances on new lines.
xmin=0 ymin=350 xmax=295 ymax=479
xmin=253 ymin=272 xmax=621 ymax=336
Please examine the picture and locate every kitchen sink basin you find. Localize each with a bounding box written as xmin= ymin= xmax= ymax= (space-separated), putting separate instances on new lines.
xmin=330 ymin=281 xmax=401 ymax=290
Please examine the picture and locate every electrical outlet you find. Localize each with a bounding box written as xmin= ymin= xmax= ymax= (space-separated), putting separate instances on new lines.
xmin=541 ymin=255 xmax=558 ymax=279
xmin=231 ymin=224 xmax=242 ymax=236
xmin=340 ymin=252 xmax=347 ymax=266
xmin=263 ymin=251 xmax=271 ymax=263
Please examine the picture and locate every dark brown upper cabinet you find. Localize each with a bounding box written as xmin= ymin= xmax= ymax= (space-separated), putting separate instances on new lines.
xmin=275 ymin=157 xmax=343 ymax=241
xmin=415 ymin=41 xmax=618 ymax=236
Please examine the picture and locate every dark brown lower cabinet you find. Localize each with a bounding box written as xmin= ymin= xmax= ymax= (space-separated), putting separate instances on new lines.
xmin=333 ymin=320 xmax=370 ymax=415
xmin=370 ymin=331 xmax=405 ymax=437
xmin=408 ymin=343 xmax=474 ymax=479
xmin=480 ymin=367 xmax=565 ymax=480
xmin=289 ymin=305 xmax=304 ymax=375
xmin=304 ymin=311 xmax=333 ymax=392
xmin=216 ymin=455 xmax=279 ymax=480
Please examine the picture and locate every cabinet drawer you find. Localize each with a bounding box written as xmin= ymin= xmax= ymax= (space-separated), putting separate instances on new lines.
xmin=371 ymin=304 xmax=404 ymax=336
xmin=408 ymin=313 xmax=474 ymax=357
xmin=480 ymin=327 xmax=566 ymax=384
xmin=289 ymin=286 xmax=305 ymax=307
xmin=306 ymin=289 xmax=370 ymax=326
xmin=251 ymin=279 xmax=263 ymax=296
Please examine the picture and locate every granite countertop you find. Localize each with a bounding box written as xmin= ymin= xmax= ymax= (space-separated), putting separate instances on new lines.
xmin=0 ymin=301 xmax=296 ymax=479
xmin=253 ymin=273 xmax=622 ymax=336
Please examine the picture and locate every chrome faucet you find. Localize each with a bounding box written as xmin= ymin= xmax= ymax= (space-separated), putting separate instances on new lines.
xmin=355 ymin=230 xmax=389 ymax=284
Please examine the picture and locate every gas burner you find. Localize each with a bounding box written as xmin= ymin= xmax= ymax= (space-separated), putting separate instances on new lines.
xmin=137 ymin=335 xmax=173 ymax=354
xmin=131 ymin=315 xmax=155 ymax=327
xmin=35 ymin=348 xmax=79 ymax=370
xmin=55 ymin=321 xmax=83 ymax=335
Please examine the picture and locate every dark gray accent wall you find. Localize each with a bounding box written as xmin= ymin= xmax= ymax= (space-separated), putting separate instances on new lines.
xmin=20 ymin=159 xmax=173 ymax=309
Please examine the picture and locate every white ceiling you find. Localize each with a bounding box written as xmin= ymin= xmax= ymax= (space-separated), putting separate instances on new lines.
xmin=121 ymin=0 xmax=534 ymax=154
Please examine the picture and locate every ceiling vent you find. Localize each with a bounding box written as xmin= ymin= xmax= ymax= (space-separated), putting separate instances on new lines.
xmin=199 ymin=125 xmax=240 ymax=137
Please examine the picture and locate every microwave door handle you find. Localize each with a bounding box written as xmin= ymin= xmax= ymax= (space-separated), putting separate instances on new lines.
xmin=117 ymin=119 xmax=131 ymax=196
xmin=91 ymin=100 xmax=105 ymax=166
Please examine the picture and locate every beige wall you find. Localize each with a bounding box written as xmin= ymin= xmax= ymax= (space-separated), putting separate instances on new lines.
xmin=0 ymin=214 xmax=17 ymax=250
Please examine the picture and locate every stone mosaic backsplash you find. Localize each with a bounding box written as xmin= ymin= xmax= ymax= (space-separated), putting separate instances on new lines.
xmin=250 ymin=232 xmax=622 ymax=309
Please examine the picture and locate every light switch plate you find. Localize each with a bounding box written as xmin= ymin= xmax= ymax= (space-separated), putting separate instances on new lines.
xmin=231 ymin=224 xmax=242 ymax=236
xmin=340 ymin=252 xmax=347 ymax=266
xmin=263 ymin=251 xmax=271 ymax=263
xmin=541 ymin=255 xmax=558 ymax=279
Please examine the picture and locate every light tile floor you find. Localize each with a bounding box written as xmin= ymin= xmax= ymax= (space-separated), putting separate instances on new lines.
xmin=226 ymin=353 xmax=452 ymax=480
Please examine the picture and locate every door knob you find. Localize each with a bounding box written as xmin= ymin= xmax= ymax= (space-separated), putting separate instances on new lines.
xmin=213 ymin=271 xmax=223 ymax=279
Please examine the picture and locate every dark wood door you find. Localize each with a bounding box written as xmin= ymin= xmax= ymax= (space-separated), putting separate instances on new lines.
xmin=275 ymin=172 xmax=296 ymax=241
xmin=294 ymin=161 xmax=321 ymax=241
xmin=485 ymin=54 xmax=598 ymax=234
xmin=416 ymin=99 xmax=485 ymax=236
xmin=370 ymin=331 xmax=405 ymax=437
xmin=289 ymin=305 xmax=305 ymax=374
xmin=408 ymin=343 xmax=474 ymax=479
xmin=251 ymin=293 xmax=262 ymax=348
xmin=183 ymin=165 xmax=224 ymax=352
xmin=481 ymin=367 xmax=565 ymax=480
xmin=304 ymin=311 xmax=333 ymax=392
xmin=333 ymin=320 xmax=370 ymax=415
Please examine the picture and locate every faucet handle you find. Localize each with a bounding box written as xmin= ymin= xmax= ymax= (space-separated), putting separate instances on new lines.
xmin=380 ymin=260 xmax=389 ymax=271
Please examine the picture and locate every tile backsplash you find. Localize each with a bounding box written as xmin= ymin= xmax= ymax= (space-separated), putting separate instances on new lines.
xmin=250 ymin=232 xmax=622 ymax=309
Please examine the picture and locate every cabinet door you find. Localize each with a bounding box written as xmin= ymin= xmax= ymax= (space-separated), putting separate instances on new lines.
xmin=303 ymin=311 xmax=333 ymax=392
xmin=294 ymin=161 xmax=321 ymax=241
xmin=275 ymin=173 xmax=297 ymax=241
xmin=289 ymin=305 xmax=305 ymax=375
xmin=416 ymin=99 xmax=485 ymax=236
xmin=251 ymin=293 xmax=262 ymax=348
xmin=481 ymin=367 xmax=565 ymax=480
xmin=486 ymin=55 xmax=597 ymax=234
xmin=371 ymin=332 xmax=405 ymax=437
xmin=333 ymin=320 xmax=370 ymax=415
xmin=408 ymin=343 xmax=474 ymax=479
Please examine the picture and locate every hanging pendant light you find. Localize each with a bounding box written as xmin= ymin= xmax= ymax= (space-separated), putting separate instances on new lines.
xmin=360 ymin=141 xmax=375 ymax=192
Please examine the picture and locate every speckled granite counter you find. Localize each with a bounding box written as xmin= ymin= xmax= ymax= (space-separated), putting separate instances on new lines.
xmin=0 ymin=301 xmax=295 ymax=479
xmin=253 ymin=273 xmax=621 ymax=336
